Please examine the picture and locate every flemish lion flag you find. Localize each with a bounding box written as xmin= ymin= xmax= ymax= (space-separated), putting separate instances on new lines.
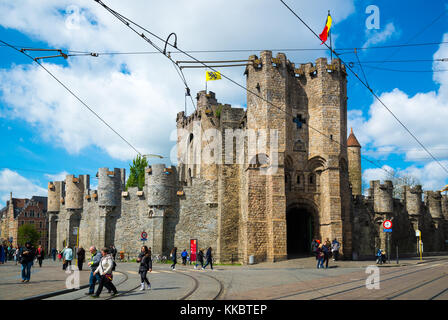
xmin=319 ymin=13 xmax=332 ymax=44
xmin=206 ymin=71 xmax=221 ymax=81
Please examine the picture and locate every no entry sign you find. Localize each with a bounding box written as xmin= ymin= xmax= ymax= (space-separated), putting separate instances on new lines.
xmin=383 ymin=220 xmax=392 ymax=229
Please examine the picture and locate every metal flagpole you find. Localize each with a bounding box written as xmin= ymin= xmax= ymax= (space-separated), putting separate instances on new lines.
xmin=329 ymin=10 xmax=333 ymax=62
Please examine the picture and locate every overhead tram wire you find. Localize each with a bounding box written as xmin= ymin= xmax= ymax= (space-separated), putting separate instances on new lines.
xmin=361 ymin=65 xmax=448 ymax=73
xmin=4 ymin=40 xmax=448 ymax=56
xmin=279 ymin=0 xmax=448 ymax=177
xmin=94 ymin=0 xmax=415 ymax=185
xmin=0 ymin=39 xmax=142 ymax=157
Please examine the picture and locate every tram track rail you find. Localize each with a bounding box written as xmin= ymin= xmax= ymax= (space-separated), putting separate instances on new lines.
xmin=271 ymin=260 xmax=448 ymax=300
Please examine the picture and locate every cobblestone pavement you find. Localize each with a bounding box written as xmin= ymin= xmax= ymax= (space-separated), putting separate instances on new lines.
xmin=0 ymin=259 xmax=91 ymax=300
xmin=1 ymin=255 xmax=447 ymax=300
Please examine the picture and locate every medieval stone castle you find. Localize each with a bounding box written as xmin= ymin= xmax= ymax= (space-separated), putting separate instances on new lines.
xmin=46 ymin=51 xmax=448 ymax=263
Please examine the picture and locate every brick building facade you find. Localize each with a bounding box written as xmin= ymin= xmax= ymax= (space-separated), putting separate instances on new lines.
xmin=0 ymin=193 xmax=48 ymax=251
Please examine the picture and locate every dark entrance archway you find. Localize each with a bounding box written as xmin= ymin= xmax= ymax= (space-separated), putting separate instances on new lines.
xmin=286 ymin=206 xmax=315 ymax=257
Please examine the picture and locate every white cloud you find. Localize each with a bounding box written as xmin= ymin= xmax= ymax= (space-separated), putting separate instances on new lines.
xmin=363 ymin=22 xmax=400 ymax=47
xmin=44 ymin=171 xmax=70 ymax=182
xmin=353 ymin=34 xmax=448 ymax=191
xmin=0 ymin=0 xmax=355 ymax=162
xmin=352 ymin=34 xmax=448 ymax=159
xmin=0 ymin=169 xmax=47 ymax=204
xmin=362 ymin=161 xmax=448 ymax=192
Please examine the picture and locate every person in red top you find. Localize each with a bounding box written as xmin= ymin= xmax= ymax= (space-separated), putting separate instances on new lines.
xmin=36 ymin=245 xmax=44 ymax=267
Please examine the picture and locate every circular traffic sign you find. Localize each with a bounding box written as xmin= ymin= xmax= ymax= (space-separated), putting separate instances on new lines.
xmin=383 ymin=220 xmax=392 ymax=229
xmin=141 ymin=231 xmax=148 ymax=239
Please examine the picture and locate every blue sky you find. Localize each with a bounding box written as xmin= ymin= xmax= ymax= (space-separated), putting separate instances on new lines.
xmin=0 ymin=0 xmax=447 ymax=202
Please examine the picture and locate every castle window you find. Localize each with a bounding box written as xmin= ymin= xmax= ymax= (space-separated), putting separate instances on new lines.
xmin=189 ymin=133 xmax=194 ymax=143
xmin=297 ymin=176 xmax=301 ymax=184
xmin=309 ymin=174 xmax=314 ymax=184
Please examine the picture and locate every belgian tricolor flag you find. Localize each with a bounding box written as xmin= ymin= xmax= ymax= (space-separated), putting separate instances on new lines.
xmin=319 ymin=13 xmax=332 ymax=44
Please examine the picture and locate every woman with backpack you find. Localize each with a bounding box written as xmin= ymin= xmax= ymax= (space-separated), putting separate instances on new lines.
xmin=170 ymin=247 xmax=177 ymax=271
xmin=92 ymin=247 xmax=118 ymax=298
xmin=137 ymin=246 xmax=152 ymax=290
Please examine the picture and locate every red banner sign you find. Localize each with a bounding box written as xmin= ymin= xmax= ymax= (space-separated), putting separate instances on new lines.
xmin=190 ymin=239 xmax=197 ymax=262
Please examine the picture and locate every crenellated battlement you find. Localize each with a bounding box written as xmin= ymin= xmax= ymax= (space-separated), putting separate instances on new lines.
xmin=369 ymin=180 xmax=394 ymax=214
xmin=97 ymin=168 xmax=124 ymax=208
xmin=403 ymin=185 xmax=423 ymax=216
xmin=425 ymin=190 xmax=443 ymax=219
xmin=65 ymin=174 xmax=88 ymax=210
xmin=145 ymin=164 xmax=177 ymax=207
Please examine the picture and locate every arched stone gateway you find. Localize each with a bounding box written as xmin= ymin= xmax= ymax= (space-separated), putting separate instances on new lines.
xmin=286 ymin=201 xmax=319 ymax=257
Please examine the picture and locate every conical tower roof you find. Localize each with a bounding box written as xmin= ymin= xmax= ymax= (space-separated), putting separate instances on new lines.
xmin=347 ymin=128 xmax=361 ymax=148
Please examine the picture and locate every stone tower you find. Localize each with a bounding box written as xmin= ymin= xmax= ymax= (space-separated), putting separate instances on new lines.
xmin=302 ymin=57 xmax=352 ymax=257
xmin=370 ymin=180 xmax=394 ymax=250
xmin=146 ymin=164 xmax=177 ymax=255
xmin=347 ymin=128 xmax=362 ymax=196
xmin=47 ymin=181 xmax=64 ymax=251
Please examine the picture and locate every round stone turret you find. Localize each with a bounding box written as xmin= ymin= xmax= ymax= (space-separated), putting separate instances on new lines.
xmin=146 ymin=164 xmax=176 ymax=207
xmin=425 ymin=191 xmax=443 ymax=219
xmin=403 ymin=185 xmax=423 ymax=216
xmin=98 ymin=168 xmax=121 ymax=207
xmin=48 ymin=181 xmax=64 ymax=212
xmin=371 ymin=180 xmax=394 ymax=213
xmin=65 ymin=175 xmax=85 ymax=210
xmin=347 ymin=128 xmax=362 ymax=196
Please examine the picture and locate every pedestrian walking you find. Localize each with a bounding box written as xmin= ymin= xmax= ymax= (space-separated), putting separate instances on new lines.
xmin=311 ymin=239 xmax=319 ymax=257
xmin=92 ymin=248 xmax=118 ymax=298
xmin=376 ymin=248 xmax=383 ymax=264
xmin=331 ymin=238 xmax=340 ymax=261
xmin=316 ymin=243 xmax=325 ymax=269
xmin=51 ymin=248 xmax=57 ymax=261
xmin=202 ymin=247 xmax=213 ymax=270
xmin=322 ymin=243 xmax=330 ymax=269
xmin=77 ymin=247 xmax=85 ymax=271
xmin=0 ymin=244 xmax=5 ymax=264
xmin=85 ymin=246 xmax=102 ymax=296
xmin=170 ymin=247 xmax=177 ymax=270
xmin=14 ymin=247 xmax=19 ymax=265
xmin=20 ymin=242 xmax=35 ymax=282
xmin=36 ymin=245 xmax=44 ymax=267
xmin=194 ymin=248 xmax=204 ymax=270
xmin=137 ymin=246 xmax=152 ymax=290
xmin=109 ymin=245 xmax=117 ymax=261
xmin=181 ymin=249 xmax=188 ymax=265
xmin=62 ymin=246 xmax=73 ymax=270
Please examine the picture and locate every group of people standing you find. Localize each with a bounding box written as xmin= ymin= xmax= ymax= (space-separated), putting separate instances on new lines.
xmin=0 ymin=242 xmax=25 ymax=265
xmin=312 ymin=238 xmax=341 ymax=269
xmin=170 ymin=247 xmax=214 ymax=271
xmin=0 ymin=242 xmax=46 ymax=282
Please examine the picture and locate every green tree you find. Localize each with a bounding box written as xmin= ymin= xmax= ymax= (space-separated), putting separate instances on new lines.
xmin=17 ymin=224 xmax=40 ymax=246
xmin=126 ymin=155 xmax=148 ymax=191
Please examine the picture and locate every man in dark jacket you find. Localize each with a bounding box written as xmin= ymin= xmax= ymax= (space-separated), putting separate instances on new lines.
xmin=194 ymin=249 xmax=204 ymax=270
xmin=202 ymin=247 xmax=213 ymax=270
xmin=20 ymin=242 xmax=35 ymax=282
xmin=85 ymin=246 xmax=102 ymax=295
xmin=77 ymin=247 xmax=85 ymax=271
